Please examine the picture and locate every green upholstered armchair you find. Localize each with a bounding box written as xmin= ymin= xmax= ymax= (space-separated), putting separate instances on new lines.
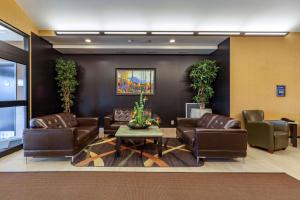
xmin=242 ymin=110 xmax=289 ymax=153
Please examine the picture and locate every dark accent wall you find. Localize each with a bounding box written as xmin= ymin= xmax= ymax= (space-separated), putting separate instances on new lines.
xmin=64 ymin=55 xmax=208 ymax=126
xmin=31 ymin=35 xmax=230 ymax=125
xmin=210 ymin=38 xmax=230 ymax=116
xmin=31 ymin=33 xmax=61 ymax=117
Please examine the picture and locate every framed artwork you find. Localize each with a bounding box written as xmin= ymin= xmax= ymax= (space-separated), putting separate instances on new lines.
xmin=276 ymin=85 xmax=286 ymax=97
xmin=116 ymin=68 xmax=155 ymax=95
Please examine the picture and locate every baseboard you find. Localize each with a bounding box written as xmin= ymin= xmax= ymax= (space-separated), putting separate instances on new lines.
xmin=0 ymin=144 xmax=23 ymax=158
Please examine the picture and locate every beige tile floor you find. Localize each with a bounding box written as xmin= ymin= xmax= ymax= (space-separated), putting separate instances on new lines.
xmin=1 ymin=128 xmax=300 ymax=180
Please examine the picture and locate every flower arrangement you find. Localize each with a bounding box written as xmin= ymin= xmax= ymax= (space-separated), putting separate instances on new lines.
xmin=128 ymin=93 xmax=160 ymax=129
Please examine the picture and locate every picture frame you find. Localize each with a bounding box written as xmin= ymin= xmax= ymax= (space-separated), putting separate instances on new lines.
xmin=115 ymin=68 xmax=156 ymax=95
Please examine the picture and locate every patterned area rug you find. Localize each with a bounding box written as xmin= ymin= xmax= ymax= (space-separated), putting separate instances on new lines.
xmin=72 ymin=137 xmax=198 ymax=167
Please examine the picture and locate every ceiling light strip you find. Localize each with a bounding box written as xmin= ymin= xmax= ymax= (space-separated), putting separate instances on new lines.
xmin=104 ymin=31 xmax=147 ymax=35
xmin=56 ymin=31 xmax=100 ymax=35
xmin=151 ymin=32 xmax=194 ymax=35
xmin=244 ymin=32 xmax=288 ymax=36
xmin=198 ymin=32 xmax=241 ymax=35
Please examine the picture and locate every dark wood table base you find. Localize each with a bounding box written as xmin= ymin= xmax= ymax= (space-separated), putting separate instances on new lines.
xmin=289 ymin=123 xmax=298 ymax=147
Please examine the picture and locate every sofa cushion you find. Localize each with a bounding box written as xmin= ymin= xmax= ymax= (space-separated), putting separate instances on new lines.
xmin=196 ymin=113 xmax=216 ymax=128
xmin=177 ymin=126 xmax=195 ymax=135
xmin=113 ymin=108 xmax=152 ymax=122
xmin=77 ymin=126 xmax=98 ymax=142
xmin=30 ymin=115 xmax=64 ymax=128
xmin=114 ymin=109 xmax=132 ymax=122
xmin=206 ymin=115 xmax=241 ymax=129
xmin=111 ymin=122 xmax=128 ymax=130
xmin=56 ymin=113 xmax=78 ymax=128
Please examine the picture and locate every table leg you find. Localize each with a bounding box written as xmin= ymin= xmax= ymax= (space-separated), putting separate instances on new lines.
xmin=115 ymin=137 xmax=121 ymax=157
xmin=290 ymin=125 xmax=298 ymax=147
xmin=141 ymin=138 xmax=146 ymax=157
xmin=157 ymin=137 xmax=162 ymax=157
xmin=164 ymin=138 xmax=169 ymax=148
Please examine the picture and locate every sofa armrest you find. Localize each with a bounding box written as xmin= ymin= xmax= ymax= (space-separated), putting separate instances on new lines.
xmin=246 ymin=121 xmax=274 ymax=149
xmin=177 ymin=118 xmax=199 ymax=127
xmin=266 ymin=120 xmax=289 ymax=132
xmin=194 ymin=128 xmax=248 ymax=150
xmin=104 ymin=114 xmax=113 ymax=129
xmin=77 ymin=117 xmax=99 ymax=127
xmin=23 ymin=128 xmax=77 ymax=151
xmin=247 ymin=121 xmax=274 ymax=136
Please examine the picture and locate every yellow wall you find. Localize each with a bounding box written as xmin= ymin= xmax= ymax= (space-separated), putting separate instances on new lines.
xmin=0 ymin=0 xmax=38 ymax=35
xmin=230 ymin=33 xmax=300 ymax=133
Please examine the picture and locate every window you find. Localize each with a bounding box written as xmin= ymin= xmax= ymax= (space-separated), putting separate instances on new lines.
xmin=0 ymin=23 xmax=28 ymax=50
xmin=0 ymin=107 xmax=25 ymax=151
xmin=0 ymin=21 xmax=29 ymax=157
xmin=0 ymin=59 xmax=26 ymax=101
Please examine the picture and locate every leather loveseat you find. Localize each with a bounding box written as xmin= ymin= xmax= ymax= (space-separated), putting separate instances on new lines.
xmin=242 ymin=110 xmax=289 ymax=153
xmin=23 ymin=113 xmax=99 ymax=159
xmin=177 ymin=113 xmax=247 ymax=164
xmin=104 ymin=108 xmax=159 ymax=135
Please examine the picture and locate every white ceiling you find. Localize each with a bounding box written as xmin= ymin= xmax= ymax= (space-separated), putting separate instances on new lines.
xmin=15 ymin=0 xmax=300 ymax=32
xmin=44 ymin=35 xmax=227 ymax=54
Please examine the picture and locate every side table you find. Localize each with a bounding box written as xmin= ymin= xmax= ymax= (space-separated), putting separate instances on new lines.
xmin=288 ymin=122 xmax=298 ymax=147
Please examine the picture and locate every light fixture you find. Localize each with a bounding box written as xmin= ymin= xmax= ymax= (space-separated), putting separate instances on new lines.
xmin=198 ymin=32 xmax=241 ymax=35
xmin=127 ymin=39 xmax=132 ymax=43
xmin=151 ymin=32 xmax=194 ymax=35
xmin=244 ymin=32 xmax=288 ymax=36
xmin=169 ymin=39 xmax=176 ymax=43
xmin=85 ymin=38 xmax=92 ymax=43
xmin=104 ymin=31 xmax=147 ymax=35
xmin=55 ymin=31 xmax=100 ymax=35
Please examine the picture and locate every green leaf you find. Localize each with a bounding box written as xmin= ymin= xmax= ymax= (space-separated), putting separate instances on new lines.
xmin=189 ymin=59 xmax=219 ymax=104
xmin=55 ymin=58 xmax=79 ymax=113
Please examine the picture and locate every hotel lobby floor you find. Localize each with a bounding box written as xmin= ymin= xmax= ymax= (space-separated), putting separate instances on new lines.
xmin=0 ymin=128 xmax=300 ymax=180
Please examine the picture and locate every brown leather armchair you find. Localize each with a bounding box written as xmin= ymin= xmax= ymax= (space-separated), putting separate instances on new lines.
xmin=23 ymin=113 xmax=99 ymax=159
xmin=177 ymin=113 xmax=247 ymax=164
xmin=242 ymin=110 xmax=289 ymax=153
xmin=104 ymin=108 xmax=159 ymax=135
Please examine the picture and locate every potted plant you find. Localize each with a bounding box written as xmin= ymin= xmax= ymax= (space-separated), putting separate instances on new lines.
xmin=55 ymin=58 xmax=79 ymax=113
xmin=189 ymin=59 xmax=219 ymax=109
xmin=128 ymin=93 xmax=160 ymax=129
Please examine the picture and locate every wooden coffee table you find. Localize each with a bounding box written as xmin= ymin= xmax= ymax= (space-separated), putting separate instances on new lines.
xmin=115 ymin=125 xmax=163 ymax=157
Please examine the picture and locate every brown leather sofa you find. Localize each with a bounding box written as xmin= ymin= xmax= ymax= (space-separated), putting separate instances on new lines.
xmin=177 ymin=113 xmax=247 ymax=164
xmin=23 ymin=113 xmax=99 ymax=159
xmin=104 ymin=108 xmax=159 ymax=135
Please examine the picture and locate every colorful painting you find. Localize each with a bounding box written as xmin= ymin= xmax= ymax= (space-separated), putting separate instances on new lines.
xmin=116 ymin=69 xmax=155 ymax=95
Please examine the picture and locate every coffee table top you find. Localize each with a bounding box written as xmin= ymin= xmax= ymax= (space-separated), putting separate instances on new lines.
xmin=115 ymin=125 xmax=163 ymax=137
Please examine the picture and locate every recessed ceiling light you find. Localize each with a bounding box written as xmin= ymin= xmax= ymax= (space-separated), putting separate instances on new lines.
xmin=104 ymin=31 xmax=147 ymax=35
xmin=169 ymin=39 xmax=176 ymax=43
xmin=85 ymin=38 xmax=92 ymax=43
xmin=152 ymin=32 xmax=194 ymax=35
xmin=128 ymin=39 xmax=132 ymax=43
xmin=198 ymin=32 xmax=241 ymax=35
xmin=244 ymin=32 xmax=288 ymax=36
xmin=55 ymin=31 xmax=100 ymax=35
